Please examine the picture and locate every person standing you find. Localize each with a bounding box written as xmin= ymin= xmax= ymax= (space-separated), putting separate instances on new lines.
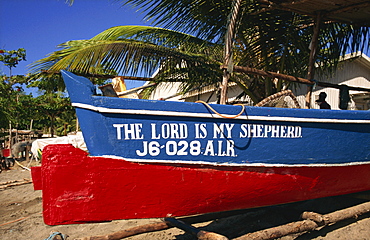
xmin=316 ymin=92 xmax=331 ymax=109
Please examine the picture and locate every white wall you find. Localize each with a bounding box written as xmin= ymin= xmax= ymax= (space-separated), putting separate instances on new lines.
xmin=146 ymin=53 xmax=370 ymax=110
xmin=293 ymin=53 xmax=370 ymax=110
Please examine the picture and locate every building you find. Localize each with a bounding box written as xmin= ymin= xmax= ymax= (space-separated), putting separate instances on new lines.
xmin=147 ymin=52 xmax=370 ymax=110
xmin=295 ymin=52 xmax=370 ymax=110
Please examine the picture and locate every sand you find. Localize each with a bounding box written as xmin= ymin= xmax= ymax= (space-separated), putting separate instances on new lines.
xmin=1 ymin=164 xmax=370 ymax=240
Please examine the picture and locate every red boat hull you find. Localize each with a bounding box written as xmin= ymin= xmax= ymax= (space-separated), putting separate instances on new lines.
xmin=32 ymin=144 xmax=370 ymax=225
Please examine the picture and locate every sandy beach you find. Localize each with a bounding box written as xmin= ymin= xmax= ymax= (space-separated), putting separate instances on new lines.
xmin=1 ymin=163 xmax=370 ymax=240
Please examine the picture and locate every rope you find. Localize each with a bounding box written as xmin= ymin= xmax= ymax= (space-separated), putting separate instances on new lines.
xmin=14 ymin=160 xmax=31 ymax=171
xmin=44 ymin=232 xmax=68 ymax=240
xmin=255 ymin=90 xmax=301 ymax=108
xmin=0 ymin=216 xmax=28 ymax=227
xmin=195 ymin=100 xmax=245 ymax=119
xmin=0 ymin=212 xmax=41 ymax=227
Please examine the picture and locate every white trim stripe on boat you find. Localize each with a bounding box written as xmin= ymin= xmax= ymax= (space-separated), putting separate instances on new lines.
xmin=99 ymin=155 xmax=370 ymax=167
xmin=72 ymin=103 xmax=370 ymax=124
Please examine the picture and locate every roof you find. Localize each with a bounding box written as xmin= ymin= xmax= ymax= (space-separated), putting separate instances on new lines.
xmin=260 ymin=0 xmax=370 ymax=26
xmin=340 ymin=52 xmax=370 ymax=68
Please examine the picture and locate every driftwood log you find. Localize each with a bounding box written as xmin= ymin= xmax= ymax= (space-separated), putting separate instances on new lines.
xmin=164 ymin=217 xmax=228 ymax=240
xmin=74 ymin=219 xmax=228 ymax=240
xmin=73 ymin=201 xmax=370 ymax=240
xmin=0 ymin=179 xmax=20 ymax=185
xmin=74 ymin=222 xmax=171 ymax=240
xmin=234 ymin=201 xmax=370 ymax=240
xmin=223 ymin=65 xmax=370 ymax=92
xmin=0 ymin=179 xmax=32 ymax=190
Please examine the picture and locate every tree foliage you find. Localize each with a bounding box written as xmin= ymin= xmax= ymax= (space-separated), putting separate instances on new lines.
xmin=0 ymin=49 xmax=31 ymax=130
xmin=0 ymin=49 xmax=76 ymax=137
xmin=0 ymin=48 xmax=26 ymax=76
xmin=32 ymin=0 xmax=369 ymax=104
xmin=33 ymin=93 xmax=75 ymax=137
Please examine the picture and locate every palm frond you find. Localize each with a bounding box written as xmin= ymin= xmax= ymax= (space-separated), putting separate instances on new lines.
xmin=119 ymin=0 xmax=257 ymax=41
xmin=30 ymin=26 xmax=223 ymax=83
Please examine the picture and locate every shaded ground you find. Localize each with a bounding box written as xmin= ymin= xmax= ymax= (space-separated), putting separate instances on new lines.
xmin=1 ymin=164 xmax=370 ymax=240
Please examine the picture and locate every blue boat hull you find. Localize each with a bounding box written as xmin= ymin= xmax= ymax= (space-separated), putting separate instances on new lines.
xmin=62 ymin=71 xmax=370 ymax=167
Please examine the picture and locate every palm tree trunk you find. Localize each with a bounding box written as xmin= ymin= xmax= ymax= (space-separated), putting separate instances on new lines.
xmin=50 ymin=116 xmax=54 ymax=137
xmin=305 ymin=12 xmax=322 ymax=109
xmin=220 ymin=0 xmax=242 ymax=105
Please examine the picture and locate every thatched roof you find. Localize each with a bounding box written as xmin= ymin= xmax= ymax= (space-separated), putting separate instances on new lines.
xmin=259 ymin=0 xmax=370 ymax=26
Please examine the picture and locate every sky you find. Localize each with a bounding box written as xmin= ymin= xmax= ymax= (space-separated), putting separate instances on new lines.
xmin=0 ymin=0 xmax=149 ymax=90
xmin=1 ymin=0 xmax=369 ymax=92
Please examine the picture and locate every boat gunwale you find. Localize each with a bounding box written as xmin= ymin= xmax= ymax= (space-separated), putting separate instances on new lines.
xmin=72 ymin=102 xmax=370 ymax=124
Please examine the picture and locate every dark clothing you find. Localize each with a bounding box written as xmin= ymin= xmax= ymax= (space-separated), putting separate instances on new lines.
xmin=316 ymin=92 xmax=331 ymax=109
xmin=318 ymin=101 xmax=331 ymax=109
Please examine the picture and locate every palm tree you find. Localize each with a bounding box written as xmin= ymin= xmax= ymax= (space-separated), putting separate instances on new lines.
xmin=30 ymin=26 xmax=224 ymax=95
xmin=33 ymin=0 xmax=369 ymax=104
xmin=119 ymin=2 xmax=368 ymax=83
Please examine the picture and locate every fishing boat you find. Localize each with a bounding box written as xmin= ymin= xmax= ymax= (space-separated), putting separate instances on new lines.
xmin=30 ymin=0 xmax=370 ymax=226
xmin=31 ymin=70 xmax=370 ymax=225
